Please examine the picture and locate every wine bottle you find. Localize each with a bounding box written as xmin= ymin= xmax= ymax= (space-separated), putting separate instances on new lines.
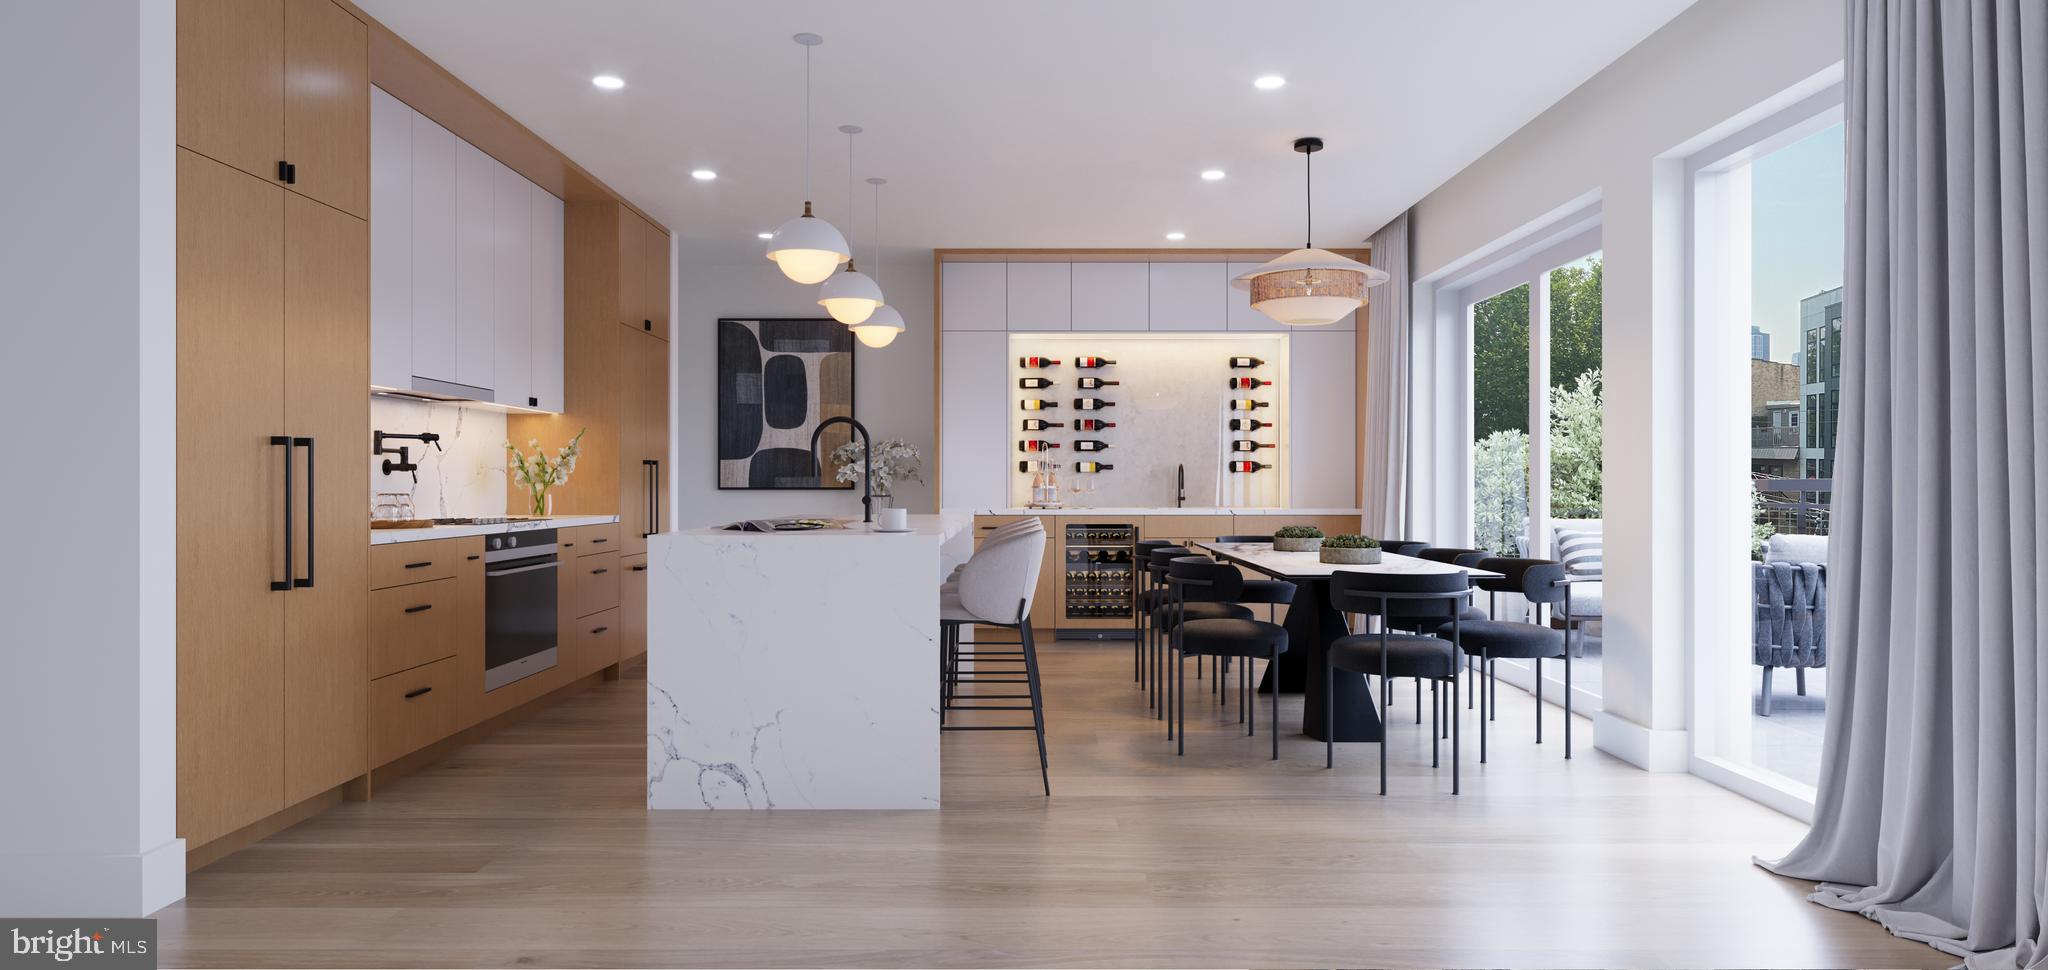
xmin=1021 ymin=399 xmax=1059 ymax=411
xmin=1075 ymin=418 xmax=1116 ymax=431
xmin=1228 ymin=356 xmax=1266 ymax=369
xmin=1229 ymin=376 xmax=1272 ymax=390
xmin=1073 ymin=440 xmax=1111 ymax=452
xmin=1018 ymin=377 xmax=1056 ymax=389
xmin=1019 ymin=356 xmax=1061 ymax=368
xmin=1018 ymin=440 xmax=1061 ymax=452
xmin=1228 ymin=461 xmax=1273 ymax=473
xmin=1021 ymin=418 xmax=1064 ymax=431
xmin=1018 ymin=460 xmax=1033 ymax=473
xmin=1076 ymin=461 xmax=1114 ymax=473
xmin=1230 ymin=440 xmax=1276 ymax=452
xmin=1076 ymin=356 xmax=1116 ymax=368
xmin=1073 ymin=398 xmax=1115 ymax=410
xmin=1077 ymin=377 xmax=1120 ymax=389
xmin=1229 ymin=418 xmax=1272 ymax=432
xmin=1228 ymin=399 xmax=1269 ymax=411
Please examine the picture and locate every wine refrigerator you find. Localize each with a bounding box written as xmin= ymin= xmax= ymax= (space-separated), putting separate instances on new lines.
xmin=1059 ymin=522 xmax=1138 ymax=637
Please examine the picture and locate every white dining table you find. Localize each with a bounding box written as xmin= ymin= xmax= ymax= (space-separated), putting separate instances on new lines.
xmin=1190 ymin=542 xmax=1503 ymax=742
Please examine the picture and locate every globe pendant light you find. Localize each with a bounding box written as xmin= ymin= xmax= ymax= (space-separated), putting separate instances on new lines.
xmin=817 ymin=125 xmax=883 ymax=324
xmin=850 ymin=178 xmax=907 ymax=348
xmin=766 ymin=33 xmax=851 ymax=285
xmin=1232 ymin=137 xmax=1387 ymax=326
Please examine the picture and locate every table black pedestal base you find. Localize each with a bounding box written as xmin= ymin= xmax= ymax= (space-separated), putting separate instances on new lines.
xmin=1256 ymin=577 xmax=1383 ymax=742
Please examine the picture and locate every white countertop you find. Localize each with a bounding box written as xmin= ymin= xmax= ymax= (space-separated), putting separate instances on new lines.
xmin=675 ymin=512 xmax=973 ymax=542
xmin=369 ymin=514 xmax=621 ymax=545
xmin=973 ymin=507 xmax=1362 ymax=517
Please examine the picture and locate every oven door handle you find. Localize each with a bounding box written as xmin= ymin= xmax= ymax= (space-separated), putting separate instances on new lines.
xmin=485 ymin=561 xmax=560 ymax=578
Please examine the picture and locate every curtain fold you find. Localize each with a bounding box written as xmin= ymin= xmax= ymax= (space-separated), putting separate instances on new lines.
xmin=1758 ymin=2 xmax=2047 ymax=967
xmin=1361 ymin=211 xmax=1411 ymax=535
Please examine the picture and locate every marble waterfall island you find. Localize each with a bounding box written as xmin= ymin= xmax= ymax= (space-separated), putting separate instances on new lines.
xmin=647 ymin=516 xmax=970 ymax=809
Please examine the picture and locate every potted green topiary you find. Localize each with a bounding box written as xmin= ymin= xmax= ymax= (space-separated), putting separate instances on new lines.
xmin=1273 ymin=525 xmax=1325 ymax=553
xmin=1319 ymin=534 xmax=1382 ymax=565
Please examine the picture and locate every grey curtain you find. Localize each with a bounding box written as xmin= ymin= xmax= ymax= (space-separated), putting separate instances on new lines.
xmin=1759 ymin=2 xmax=2047 ymax=967
xmin=1361 ymin=211 xmax=1411 ymax=535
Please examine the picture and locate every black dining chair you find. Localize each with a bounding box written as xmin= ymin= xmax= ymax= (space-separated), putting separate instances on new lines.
xmin=1207 ymin=535 xmax=1297 ymax=709
xmin=1167 ymin=557 xmax=1291 ymax=759
xmin=1133 ymin=539 xmax=1175 ymax=690
xmin=1457 ymin=557 xmax=1576 ymax=761
xmin=1325 ymin=570 xmax=1468 ymax=794
xmin=1377 ymin=539 xmax=1430 ymax=557
xmin=1147 ymin=547 xmax=1252 ymax=736
xmin=1387 ymin=547 xmax=1486 ymax=723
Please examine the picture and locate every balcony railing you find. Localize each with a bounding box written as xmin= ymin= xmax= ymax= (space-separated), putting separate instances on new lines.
xmin=1751 ymin=426 xmax=1802 ymax=449
xmin=1754 ymin=476 xmax=1833 ymax=535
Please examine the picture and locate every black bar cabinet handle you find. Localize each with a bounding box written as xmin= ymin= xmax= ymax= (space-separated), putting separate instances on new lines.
xmin=590 ymin=626 xmax=609 ymax=635
xmin=630 ymin=564 xmax=646 ymax=572
xmin=404 ymin=561 xmax=432 ymax=569
xmin=404 ymin=604 xmax=433 ymax=614
xmin=294 ymin=436 xmax=315 ymax=588
xmin=271 ymin=435 xmax=292 ymax=591
xmin=403 ymin=686 xmax=432 ymax=699
xmin=591 ymin=567 xmax=608 ymax=576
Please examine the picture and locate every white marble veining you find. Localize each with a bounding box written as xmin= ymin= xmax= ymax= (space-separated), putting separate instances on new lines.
xmin=368 ymin=514 xmax=621 ymax=545
xmin=646 ymin=514 xmax=967 ymax=810
xmin=369 ymin=395 xmax=510 ymax=518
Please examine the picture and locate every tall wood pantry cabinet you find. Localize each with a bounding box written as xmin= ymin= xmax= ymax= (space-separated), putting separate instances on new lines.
xmin=176 ymin=0 xmax=371 ymax=851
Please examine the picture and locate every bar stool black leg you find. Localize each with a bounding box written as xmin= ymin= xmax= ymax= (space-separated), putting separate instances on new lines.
xmin=1020 ymin=620 xmax=1050 ymax=796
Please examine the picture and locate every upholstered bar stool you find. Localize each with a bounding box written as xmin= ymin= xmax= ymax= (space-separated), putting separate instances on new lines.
xmin=1455 ymin=557 xmax=1575 ymax=761
xmin=1325 ymin=570 xmax=1468 ymax=794
xmin=1166 ymin=557 xmax=1291 ymax=759
xmin=939 ymin=518 xmax=1046 ymax=719
xmin=938 ymin=522 xmax=1051 ymax=795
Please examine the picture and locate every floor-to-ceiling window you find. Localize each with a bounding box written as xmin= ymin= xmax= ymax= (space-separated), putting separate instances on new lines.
xmin=1472 ymin=283 xmax=1531 ymax=560
xmin=1689 ymin=95 xmax=1844 ymax=809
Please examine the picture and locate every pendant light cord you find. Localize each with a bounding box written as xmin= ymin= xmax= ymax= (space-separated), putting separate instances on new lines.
xmin=871 ymin=180 xmax=883 ymax=287
xmin=845 ymin=129 xmax=856 ymax=253
xmin=1304 ymin=147 xmax=1312 ymax=249
xmin=803 ymin=44 xmax=812 ymax=203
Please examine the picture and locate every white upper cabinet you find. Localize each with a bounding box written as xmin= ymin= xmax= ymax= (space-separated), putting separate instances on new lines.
xmin=1070 ymin=262 xmax=1149 ymax=331
xmin=1004 ymin=263 xmax=1071 ymax=331
xmin=408 ymin=111 xmax=457 ymax=384
xmin=941 ymin=262 xmax=1006 ymax=330
xmin=1148 ymin=262 xmax=1226 ymax=330
xmin=370 ymin=86 xmax=564 ymax=410
xmin=454 ymin=140 xmax=496 ymax=391
xmin=368 ymin=87 xmax=412 ymax=390
xmin=491 ymin=159 xmax=531 ymax=409
xmin=528 ymin=189 xmax=564 ymax=413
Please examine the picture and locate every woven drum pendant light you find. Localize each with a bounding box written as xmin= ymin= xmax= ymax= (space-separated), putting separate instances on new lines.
xmin=766 ymin=33 xmax=852 ymax=285
xmin=1232 ymin=137 xmax=1387 ymax=326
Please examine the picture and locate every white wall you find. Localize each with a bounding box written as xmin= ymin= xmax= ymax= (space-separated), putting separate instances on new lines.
xmin=0 ymin=0 xmax=183 ymax=914
xmin=1404 ymin=0 xmax=1843 ymax=768
xmin=368 ymin=397 xmax=510 ymax=518
xmin=674 ymin=238 xmax=936 ymax=527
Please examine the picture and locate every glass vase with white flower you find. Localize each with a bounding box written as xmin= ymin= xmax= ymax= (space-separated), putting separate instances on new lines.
xmin=830 ymin=438 xmax=923 ymax=505
xmin=505 ymin=428 xmax=586 ymax=517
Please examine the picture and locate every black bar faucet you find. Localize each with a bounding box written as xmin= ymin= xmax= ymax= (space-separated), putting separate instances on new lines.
xmin=808 ymin=416 xmax=874 ymax=524
xmin=1176 ymin=463 xmax=1186 ymax=508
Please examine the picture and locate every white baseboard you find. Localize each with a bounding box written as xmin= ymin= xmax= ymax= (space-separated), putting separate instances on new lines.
xmin=1593 ymin=711 xmax=1690 ymax=771
xmin=0 ymin=839 xmax=185 ymax=917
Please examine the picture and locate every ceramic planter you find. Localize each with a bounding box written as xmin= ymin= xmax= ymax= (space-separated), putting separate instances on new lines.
xmin=1273 ymin=536 xmax=1322 ymax=553
xmin=1319 ymin=546 xmax=1382 ymax=565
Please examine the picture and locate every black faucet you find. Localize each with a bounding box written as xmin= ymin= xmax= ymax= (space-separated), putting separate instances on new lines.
xmin=808 ymin=416 xmax=874 ymax=524
xmin=1176 ymin=463 xmax=1186 ymax=508
xmin=374 ymin=430 xmax=441 ymax=482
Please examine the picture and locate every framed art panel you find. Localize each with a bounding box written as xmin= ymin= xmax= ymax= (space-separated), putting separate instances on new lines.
xmin=716 ymin=317 xmax=856 ymax=489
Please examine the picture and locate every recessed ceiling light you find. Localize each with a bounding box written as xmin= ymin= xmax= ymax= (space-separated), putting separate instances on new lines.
xmin=1253 ymin=75 xmax=1286 ymax=91
xmin=1200 ymin=169 xmax=1226 ymax=181
xmin=592 ymin=75 xmax=625 ymax=90
xmin=1165 ymin=232 xmax=1187 ymax=241
xmin=757 ymin=232 xmax=775 ymax=240
xmin=691 ymin=169 xmax=717 ymax=181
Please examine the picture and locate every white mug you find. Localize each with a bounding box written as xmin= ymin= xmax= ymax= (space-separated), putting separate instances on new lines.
xmin=878 ymin=507 xmax=909 ymax=531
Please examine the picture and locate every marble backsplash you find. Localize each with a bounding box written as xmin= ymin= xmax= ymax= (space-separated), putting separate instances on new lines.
xmin=368 ymin=395 xmax=509 ymax=519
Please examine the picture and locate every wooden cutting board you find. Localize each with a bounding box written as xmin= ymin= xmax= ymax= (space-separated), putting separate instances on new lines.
xmin=370 ymin=519 xmax=437 ymax=530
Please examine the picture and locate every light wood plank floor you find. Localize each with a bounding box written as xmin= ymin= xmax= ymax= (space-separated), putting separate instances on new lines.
xmin=157 ymin=642 xmax=1938 ymax=969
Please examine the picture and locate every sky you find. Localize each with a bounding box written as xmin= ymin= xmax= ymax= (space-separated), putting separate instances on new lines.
xmin=1749 ymin=123 xmax=1845 ymax=364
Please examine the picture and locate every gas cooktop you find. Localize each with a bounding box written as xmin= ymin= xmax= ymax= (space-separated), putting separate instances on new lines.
xmin=431 ymin=516 xmax=550 ymax=528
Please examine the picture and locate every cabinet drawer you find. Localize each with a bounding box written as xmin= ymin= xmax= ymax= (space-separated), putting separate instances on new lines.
xmin=1141 ymin=515 xmax=1235 ymax=542
xmin=561 ymin=522 xmax=621 ymax=557
xmin=369 ymin=577 xmax=458 ymax=678
xmin=574 ymin=551 xmax=621 ymax=618
xmin=370 ymin=540 xmax=461 ymax=589
xmin=575 ymin=608 xmax=621 ymax=677
xmin=369 ymin=655 xmax=460 ymax=765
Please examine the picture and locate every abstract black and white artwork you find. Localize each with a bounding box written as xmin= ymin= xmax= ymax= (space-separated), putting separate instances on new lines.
xmin=716 ymin=318 xmax=856 ymax=489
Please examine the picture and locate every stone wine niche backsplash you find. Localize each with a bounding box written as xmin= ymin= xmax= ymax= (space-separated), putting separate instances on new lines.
xmin=368 ymin=395 xmax=510 ymax=519
xmin=1007 ymin=333 xmax=1289 ymax=509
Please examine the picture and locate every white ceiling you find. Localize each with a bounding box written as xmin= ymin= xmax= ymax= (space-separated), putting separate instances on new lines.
xmin=357 ymin=0 xmax=1696 ymax=250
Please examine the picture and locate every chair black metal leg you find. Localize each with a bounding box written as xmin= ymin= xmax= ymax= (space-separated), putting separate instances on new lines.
xmin=1489 ymin=659 xmax=1498 ymax=721
xmin=1324 ymin=651 xmax=1335 ymax=769
xmin=1451 ymin=675 xmax=1461 ymax=795
xmin=1247 ymin=657 xmax=1255 ymax=738
xmin=1431 ymin=680 xmax=1440 ymax=767
xmin=1535 ymin=658 xmax=1544 ymax=744
xmin=1564 ymin=650 xmax=1573 ymax=760
xmin=1414 ymin=678 xmax=1422 ymax=724
xmin=1378 ymin=655 xmax=1390 ymax=796
xmin=1019 ymin=620 xmax=1050 ymax=796
xmin=1239 ymin=656 xmax=1247 ymax=724
xmin=1176 ymin=650 xmax=1186 ymax=756
xmin=1269 ymin=652 xmax=1279 ymax=760
xmin=1479 ymin=647 xmax=1489 ymax=763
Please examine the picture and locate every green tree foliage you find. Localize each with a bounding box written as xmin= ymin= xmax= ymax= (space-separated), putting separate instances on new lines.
xmin=1548 ymin=368 xmax=1603 ymax=516
xmin=1472 ymin=285 xmax=1530 ymax=440
xmin=1473 ymin=429 xmax=1529 ymax=556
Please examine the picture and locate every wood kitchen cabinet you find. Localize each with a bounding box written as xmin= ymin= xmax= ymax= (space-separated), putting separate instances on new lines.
xmin=176 ymin=145 xmax=369 ymax=849
xmin=179 ymin=0 xmax=367 ymax=218
xmin=620 ymin=326 xmax=670 ymax=557
xmin=618 ymin=210 xmax=670 ymax=339
xmin=621 ymin=553 xmax=649 ymax=663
